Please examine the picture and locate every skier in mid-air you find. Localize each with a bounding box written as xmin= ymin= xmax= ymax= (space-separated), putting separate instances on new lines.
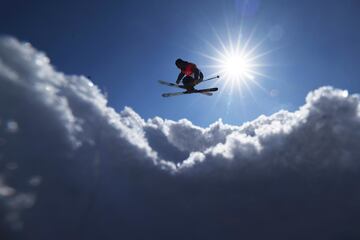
xmin=158 ymin=59 xmax=218 ymax=97
xmin=175 ymin=58 xmax=204 ymax=88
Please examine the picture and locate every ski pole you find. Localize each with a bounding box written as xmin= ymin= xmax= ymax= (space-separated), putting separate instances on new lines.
xmin=202 ymin=75 xmax=220 ymax=82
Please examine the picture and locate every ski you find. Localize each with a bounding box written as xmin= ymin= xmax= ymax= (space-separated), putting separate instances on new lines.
xmin=162 ymin=92 xmax=213 ymax=97
xmin=159 ymin=78 xmax=219 ymax=97
xmin=191 ymin=87 xmax=218 ymax=93
xmin=159 ymin=77 xmax=219 ymax=88
xmin=158 ymin=80 xmax=187 ymax=89
xmin=162 ymin=92 xmax=185 ymax=97
xmin=161 ymin=88 xmax=218 ymax=98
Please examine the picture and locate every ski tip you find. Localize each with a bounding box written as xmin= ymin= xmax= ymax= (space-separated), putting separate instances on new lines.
xmin=208 ymin=87 xmax=218 ymax=91
xmin=162 ymin=93 xmax=178 ymax=97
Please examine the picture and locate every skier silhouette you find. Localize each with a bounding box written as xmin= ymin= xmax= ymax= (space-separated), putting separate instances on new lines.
xmin=175 ymin=58 xmax=204 ymax=89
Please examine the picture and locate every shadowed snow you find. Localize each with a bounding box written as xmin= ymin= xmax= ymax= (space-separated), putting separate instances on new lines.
xmin=1 ymin=37 xmax=360 ymax=240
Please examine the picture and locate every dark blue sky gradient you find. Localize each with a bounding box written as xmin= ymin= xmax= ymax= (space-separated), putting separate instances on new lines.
xmin=2 ymin=0 xmax=360 ymax=126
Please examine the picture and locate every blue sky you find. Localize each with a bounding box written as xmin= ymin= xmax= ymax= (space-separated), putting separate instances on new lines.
xmin=2 ymin=0 xmax=360 ymax=126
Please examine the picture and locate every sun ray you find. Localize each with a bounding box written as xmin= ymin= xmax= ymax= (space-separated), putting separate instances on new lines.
xmin=244 ymin=38 xmax=266 ymax=59
xmin=246 ymin=47 xmax=281 ymax=62
xmin=240 ymin=25 xmax=257 ymax=55
xmin=211 ymin=26 xmax=229 ymax=56
xmin=203 ymin=39 xmax=228 ymax=61
xmin=198 ymin=26 xmax=275 ymax=98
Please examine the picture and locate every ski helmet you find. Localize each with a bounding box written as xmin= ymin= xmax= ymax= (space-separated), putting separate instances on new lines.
xmin=175 ymin=58 xmax=185 ymax=68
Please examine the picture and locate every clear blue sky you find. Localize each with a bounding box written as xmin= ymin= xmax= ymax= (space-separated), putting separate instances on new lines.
xmin=2 ymin=0 xmax=360 ymax=126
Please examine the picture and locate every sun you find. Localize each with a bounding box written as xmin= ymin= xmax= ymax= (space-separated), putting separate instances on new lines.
xmin=199 ymin=28 xmax=272 ymax=95
xmin=221 ymin=53 xmax=254 ymax=81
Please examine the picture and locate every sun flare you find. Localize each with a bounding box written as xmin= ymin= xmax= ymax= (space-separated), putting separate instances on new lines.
xmin=200 ymin=28 xmax=272 ymax=96
xmin=221 ymin=53 xmax=254 ymax=80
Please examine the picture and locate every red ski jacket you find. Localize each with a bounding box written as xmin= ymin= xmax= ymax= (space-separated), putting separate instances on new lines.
xmin=181 ymin=63 xmax=197 ymax=76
